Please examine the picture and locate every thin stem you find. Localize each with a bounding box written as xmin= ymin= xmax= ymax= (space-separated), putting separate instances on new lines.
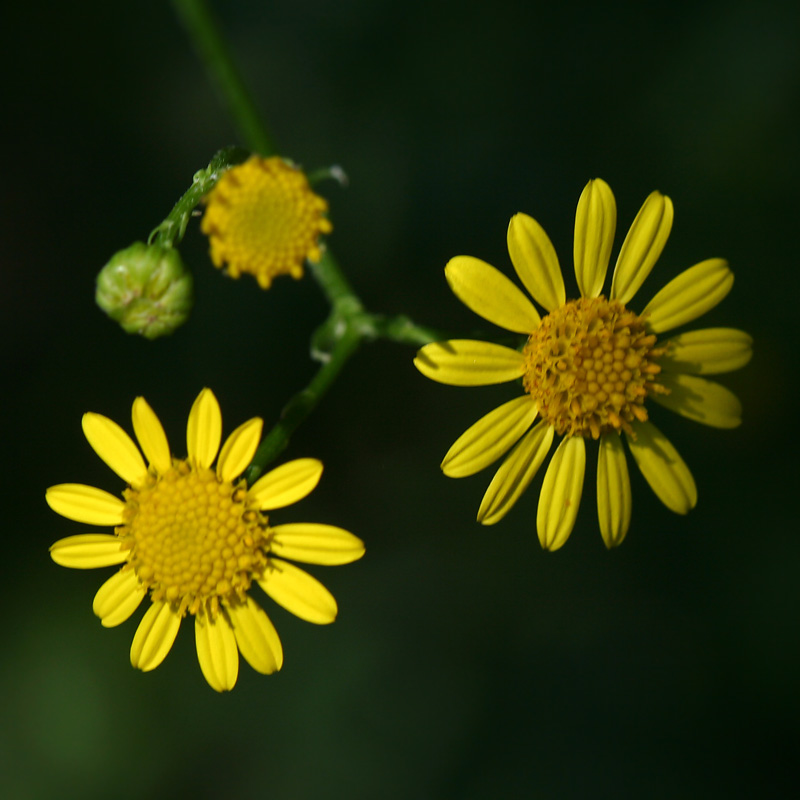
xmin=369 ymin=314 xmax=448 ymax=346
xmin=172 ymin=0 xmax=276 ymax=155
xmin=308 ymin=250 xmax=364 ymax=314
xmin=174 ymin=1 xmax=451 ymax=477
xmin=244 ymin=323 xmax=362 ymax=483
xmin=151 ymin=147 xmax=248 ymax=247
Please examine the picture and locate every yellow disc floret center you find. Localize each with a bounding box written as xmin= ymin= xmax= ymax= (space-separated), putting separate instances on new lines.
xmin=522 ymin=296 xmax=665 ymax=438
xmin=121 ymin=460 xmax=268 ymax=618
xmin=201 ymin=156 xmax=333 ymax=289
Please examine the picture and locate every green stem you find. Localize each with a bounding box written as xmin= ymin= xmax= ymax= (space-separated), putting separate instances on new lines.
xmin=369 ymin=314 xmax=448 ymax=346
xmin=172 ymin=0 xmax=276 ymax=155
xmin=308 ymin=250 xmax=364 ymax=314
xmin=173 ymin=0 xmax=450 ymax=476
xmin=307 ymin=252 xmax=448 ymax=345
xmin=244 ymin=323 xmax=362 ymax=483
xmin=151 ymin=147 xmax=248 ymax=247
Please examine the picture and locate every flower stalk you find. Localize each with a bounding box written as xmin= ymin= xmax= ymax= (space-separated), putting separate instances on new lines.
xmin=171 ymin=0 xmax=449 ymax=475
xmin=171 ymin=0 xmax=277 ymax=157
xmin=151 ymin=146 xmax=249 ymax=248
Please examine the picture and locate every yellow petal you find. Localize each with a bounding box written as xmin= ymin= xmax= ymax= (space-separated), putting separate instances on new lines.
xmin=247 ymin=458 xmax=323 ymax=511
xmin=49 ymin=534 xmax=128 ymax=569
xmin=195 ymin=613 xmax=239 ymax=692
xmin=45 ymin=484 xmax=125 ymax=526
xmin=444 ymin=256 xmax=540 ymax=333
xmin=130 ymin=601 xmax=181 ymax=672
xmin=93 ymin=568 xmax=146 ymax=628
xmin=574 ymin=178 xmax=616 ymax=299
xmin=537 ymin=436 xmax=586 ymax=551
xmin=642 ymin=259 xmax=733 ymax=333
xmin=660 ymin=328 xmax=753 ymax=374
xmin=477 ymin=420 xmax=554 ymax=525
xmin=597 ymin=433 xmax=632 ymax=549
xmin=269 ymin=523 xmax=365 ymax=565
xmin=132 ymin=396 xmax=171 ymax=474
xmin=611 ymin=190 xmax=673 ymax=304
xmin=186 ymin=388 xmax=222 ymax=469
xmin=651 ymin=372 xmax=742 ymax=428
xmin=414 ymin=340 xmax=526 ymax=386
xmin=225 ymin=596 xmax=283 ymax=673
xmin=217 ymin=417 xmax=263 ymax=482
xmin=258 ymin=559 xmax=338 ymax=625
xmin=507 ymin=212 xmax=565 ymax=311
xmin=442 ymin=395 xmax=539 ymax=478
xmin=626 ymin=420 xmax=696 ymax=514
xmin=82 ymin=413 xmax=148 ymax=489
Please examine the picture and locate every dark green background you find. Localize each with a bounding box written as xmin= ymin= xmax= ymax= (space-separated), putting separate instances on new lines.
xmin=2 ymin=1 xmax=797 ymax=797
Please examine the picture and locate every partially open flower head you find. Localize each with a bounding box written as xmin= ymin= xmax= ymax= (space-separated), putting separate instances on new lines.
xmin=201 ymin=156 xmax=333 ymax=289
xmin=47 ymin=389 xmax=364 ymax=691
xmin=415 ymin=179 xmax=751 ymax=550
xmin=95 ymin=242 xmax=194 ymax=339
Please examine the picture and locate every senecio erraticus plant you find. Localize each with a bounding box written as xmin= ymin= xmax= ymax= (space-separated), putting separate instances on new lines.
xmin=46 ymin=0 xmax=751 ymax=691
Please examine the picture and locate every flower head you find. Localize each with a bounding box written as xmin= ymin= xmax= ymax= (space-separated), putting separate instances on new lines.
xmin=95 ymin=242 xmax=194 ymax=339
xmin=47 ymin=389 xmax=364 ymax=691
xmin=200 ymin=156 xmax=332 ymax=289
xmin=415 ymin=179 xmax=751 ymax=550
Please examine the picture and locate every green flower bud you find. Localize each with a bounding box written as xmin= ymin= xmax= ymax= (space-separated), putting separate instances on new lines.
xmin=95 ymin=242 xmax=194 ymax=339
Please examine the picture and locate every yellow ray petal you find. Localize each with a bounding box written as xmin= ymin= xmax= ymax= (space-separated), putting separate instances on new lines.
xmin=414 ymin=340 xmax=526 ymax=386
xmin=597 ymin=433 xmax=632 ymax=549
xmin=258 ymin=559 xmax=338 ymax=625
xmin=574 ymin=178 xmax=616 ymax=299
xmin=195 ymin=613 xmax=239 ymax=692
xmin=225 ymin=596 xmax=283 ymax=673
xmin=132 ymin=396 xmax=171 ymax=475
xmin=651 ymin=372 xmax=742 ymax=428
xmin=444 ymin=256 xmax=540 ymax=333
xmin=82 ymin=413 xmax=148 ymax=489
xmin=477 ymin=421 xmax=554 ymax=525
xmin=442 ymin=395 xmax=539 ymax=478
xmin=186 ymin=388 xmax=222 ymax=469
xmin=507 ymin=212 xmax=565 ymax=311
xmin=269 ymin=523 xmax=365 ymax=565
xmin=611 ymin=190 xmax=673 ymax=305
xmin=642 ymin=259 xmax=733 ymax=333
xmin=660 ymin=328 xmax=753 ymax=375
xmin=49 ymin=534 xmax=128 ymax=569
xmin=217 ymin=417 xmax=263 ymax=482
xmin=626 ymin=420 xmax=696 ymax=514
xmin=537 ymin=435 xmax=586 ymax=551
xmin=247 ymin=458 xmax=323 ymax=511
xmin=46 ymin=484 xmax=125 ymax=526
xmin=130 ymin=601 xmax=181 ymax=672
xmin=93 ymin=568 xmax=146 ymax=628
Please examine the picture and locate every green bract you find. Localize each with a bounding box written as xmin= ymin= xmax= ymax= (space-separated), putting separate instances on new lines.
xmin=95 ymin=242 xmax=194 ymax=339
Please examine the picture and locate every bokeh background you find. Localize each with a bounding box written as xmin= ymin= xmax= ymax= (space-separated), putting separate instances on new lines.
xmin=2 ymin=0 xmax=798 ymax=797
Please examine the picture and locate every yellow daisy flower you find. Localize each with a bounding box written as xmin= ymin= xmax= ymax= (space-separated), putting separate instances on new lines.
xmin=47 ymin=388 xmax=364 ymax=691
xmin=415 ymin=179 xmax=751 ymax=550
xmin=200 ymin=156 xmax=333 ymax=289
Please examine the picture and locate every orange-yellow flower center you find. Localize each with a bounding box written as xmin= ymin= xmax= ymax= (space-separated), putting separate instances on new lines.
xmin=120 ymin=461 xmax=269 ymax=618
xmin=522 ymin=296 xmax=665 ymax=438
xmin=200 ymin=156 xmax=333 ymax=289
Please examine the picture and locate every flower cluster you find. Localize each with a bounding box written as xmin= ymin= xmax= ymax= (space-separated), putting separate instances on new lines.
xmin=56 ymin=165 xmax=751 ymax=693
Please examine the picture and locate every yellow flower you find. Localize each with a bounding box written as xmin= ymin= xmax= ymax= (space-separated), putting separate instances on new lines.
xmin=47 ymin=389 xmax=364 ymax=691
xmin=415 ymin=179 xmax=751 ymax=550
xmin=201 ymin=156 xmax=333 ymax=289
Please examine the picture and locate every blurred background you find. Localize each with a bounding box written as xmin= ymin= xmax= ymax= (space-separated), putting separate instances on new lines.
xmin=2 ymin=0 xmax=798 ymax=797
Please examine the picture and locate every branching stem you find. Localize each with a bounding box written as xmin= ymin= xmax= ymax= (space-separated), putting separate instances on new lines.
xmin=171 ymin=0 xmax=448 ymax=476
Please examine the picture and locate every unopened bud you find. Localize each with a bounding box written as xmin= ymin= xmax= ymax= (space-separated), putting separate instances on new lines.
xmin=95 ymin=242 xmax=194 ymax=339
